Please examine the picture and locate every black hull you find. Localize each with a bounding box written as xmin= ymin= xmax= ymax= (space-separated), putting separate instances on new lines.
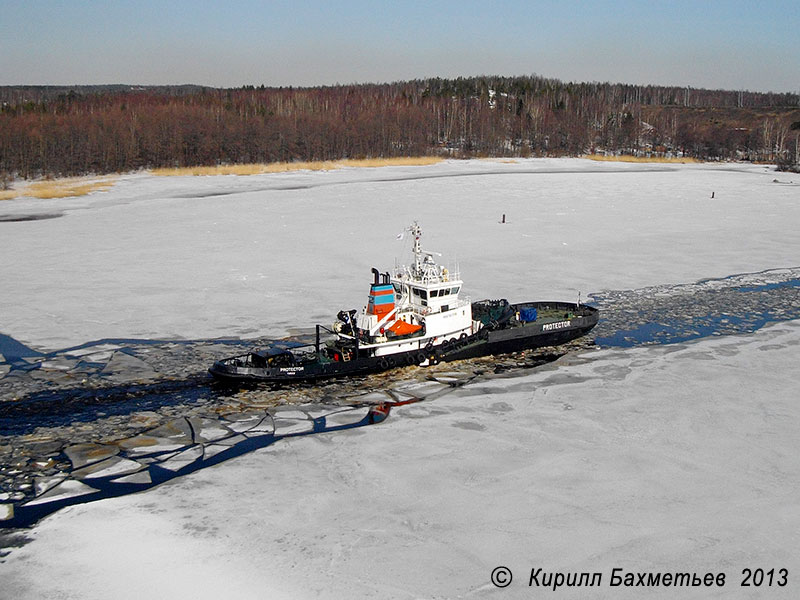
xmin=210 ymin=301 xmax=598 ymax=384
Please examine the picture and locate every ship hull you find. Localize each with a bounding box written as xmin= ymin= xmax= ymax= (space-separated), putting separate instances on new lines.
xmin=209 ymin=301 xmax=598 ymax=384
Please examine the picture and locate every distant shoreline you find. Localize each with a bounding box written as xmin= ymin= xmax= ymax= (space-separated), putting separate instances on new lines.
xmin=2 ymin=77 xmax=797 ymax=184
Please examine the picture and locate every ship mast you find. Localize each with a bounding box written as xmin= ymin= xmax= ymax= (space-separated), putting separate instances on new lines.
xmin=410 ymin=221 xmax=423 ymax=278
xmin=405 ymin=221 xmax=446 ymax=283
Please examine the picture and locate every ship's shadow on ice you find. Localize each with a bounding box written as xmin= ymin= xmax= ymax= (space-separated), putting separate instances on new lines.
xmin=1 ymin=401 xmax=396 ymax=530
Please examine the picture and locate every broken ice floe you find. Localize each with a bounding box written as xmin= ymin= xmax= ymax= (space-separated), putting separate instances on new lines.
xmin=157 ymin=445 xmax=205 ymax=472
xmin=272 ymin=416 xmax=315 ymax=436
xmin=64 ymin=443 xmax=119 ymax=469
xmin=72 ymin=456 xmax=143 ymax=480
xmin=319 ymin=407 xmax=372 ymax=427
xmin=65 ymin=343 xmax=122 ymax=358
xmin=24 ymin=480 xmax=98 ymax=507
xmin=187 ymin=418 xmax=232 ymax=443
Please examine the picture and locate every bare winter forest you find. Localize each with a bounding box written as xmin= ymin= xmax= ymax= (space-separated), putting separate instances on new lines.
xmin=1 ymin=76 xmax=799 ymax=180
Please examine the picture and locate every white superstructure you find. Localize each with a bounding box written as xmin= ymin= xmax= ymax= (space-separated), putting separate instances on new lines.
xmin=343 ymin=223 xmax=473 ymax=358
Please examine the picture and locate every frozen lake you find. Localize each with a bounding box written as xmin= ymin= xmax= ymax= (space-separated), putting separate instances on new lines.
xmin=1 ymin=158 xmax=799 ymax=598
xmin=2 ymin=158 xmax=798 ymax=350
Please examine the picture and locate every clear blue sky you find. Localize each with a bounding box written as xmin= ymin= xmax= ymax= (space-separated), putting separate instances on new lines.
xmin=2 ymin=0 xmax=798 ymax=92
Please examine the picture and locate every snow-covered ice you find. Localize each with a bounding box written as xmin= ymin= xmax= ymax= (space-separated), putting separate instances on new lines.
xmin=1 ymin=159 xmax=799 ymax=598
xmin=2 ymin=158 xmax=798 ymax=351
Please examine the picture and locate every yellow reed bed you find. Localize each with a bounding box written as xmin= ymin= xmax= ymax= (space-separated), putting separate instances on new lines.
xmin=1 ymin=177 xmax=117 ymax=201
xmin=584 ymin=154 xmax=700 ymax=164
xmin=150 ymin=156 xmax=444 ymax=176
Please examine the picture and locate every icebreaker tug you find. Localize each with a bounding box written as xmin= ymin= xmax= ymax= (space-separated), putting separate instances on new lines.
xmin=209 ymin=222 xmax=599 ymax=383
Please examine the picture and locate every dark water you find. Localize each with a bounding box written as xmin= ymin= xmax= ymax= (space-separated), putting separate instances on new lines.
xmin=0 ymin=378 xmax=212 ymax=436
xmin=733 ymin=279 xmax=800 ymax=293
